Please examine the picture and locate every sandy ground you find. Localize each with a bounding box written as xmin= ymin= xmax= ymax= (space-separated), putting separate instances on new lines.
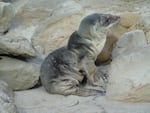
xmin=15 ymin=87 xmax=150 ymax=113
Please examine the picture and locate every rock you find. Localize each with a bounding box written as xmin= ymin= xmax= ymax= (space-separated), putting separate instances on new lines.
xmin=0 ymin=36 xmax=36 ymax=58
xmin=135 ymin=15 xmax=150 ymax=44
xmin=11 ymin=0 xmax=77 ymax=33
xmin=112 ymin=30 xmax=147 ymax=58
xmin=0 ymin=56 xmax=40 ymax=90
xmin=119 ymin=11 xmax=140 ymax=28
xmin=146 ymin=31 xmax=150 ymax=43
xmin=0 ymin=1 xmax=38 ymax=58
xmin=0 ymin=3 xmax=15 ymax=35
xmin=106 ymin=30 xmax=150 ymax=102
xmin=50 ymin=0 xmax=82 ymax=22
xmin=0 ymin=80 xmax=17 ymax=113
xmin=109 ymin=12 xmax=140 ymax=38
xmin=7 ymin=1 xmax=51 ymax=42
xmin=14 ymin=87 xmax=150 ymax=113
xmin=15 ymin=87 xmax=107 ymax=113
xmin=136 ymin=15 xmax=150 ymax=31
xmin=32 ymin=13 xmax=81 ymax=55
xmin=32 ymin=1 xmax=83 ymax=55
xmin=8 ymin=1 xmax=78 ymax=55
xmin=107 ymin=46 xmax=150 ymax=102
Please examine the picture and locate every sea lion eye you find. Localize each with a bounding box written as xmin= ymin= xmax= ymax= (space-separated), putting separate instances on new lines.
xmin=60 ymin=64 xmax=68 ymax=69
xmin=106 ymin=18 xmax=110 ymax=23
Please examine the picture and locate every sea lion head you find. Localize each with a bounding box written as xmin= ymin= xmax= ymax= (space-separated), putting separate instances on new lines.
xmin=78 ymin=13 xmax=120 ymax=38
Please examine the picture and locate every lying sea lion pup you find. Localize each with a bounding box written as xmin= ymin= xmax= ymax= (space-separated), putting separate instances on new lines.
xmin=40 ymin=13 xmax=120 ymax=96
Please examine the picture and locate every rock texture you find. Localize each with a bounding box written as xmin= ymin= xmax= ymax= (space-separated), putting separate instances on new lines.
xmin=0 ymin=80 xmax=16 ymax=113
xmin=15 ymin=87 xmax=150 ymax=113
xmin=109 ymin=12 xmax=140 ymax=39
xmin=0 ymin=2 xmax=15 ymax=35
xmin=112 ymin=30 xmax=147 ymax=58
xmin=107 ymin=30 xmax=150 ymax=102
xmin=32 ymin=0 xmax=84 ymax=55
xmin=119 ymin=12 xmax=139 ymax=28
xmin=0 ymin=56 xmax=40 ymax=90
xmin=136 ymin=15 xmax=150 ymax=43
xmin=0 ymin=36 xmax=36 ymax=58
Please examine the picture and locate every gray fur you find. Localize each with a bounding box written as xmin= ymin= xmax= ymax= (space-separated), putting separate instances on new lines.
xmin=40 ymin=13 xmax=120 ymax=96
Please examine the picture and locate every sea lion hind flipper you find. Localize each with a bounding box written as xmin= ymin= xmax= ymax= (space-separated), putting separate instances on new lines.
xmin=75 ymin=87 xmax=106 ymax=96
xmin=45 ymin=78 xmax=105 ymax=96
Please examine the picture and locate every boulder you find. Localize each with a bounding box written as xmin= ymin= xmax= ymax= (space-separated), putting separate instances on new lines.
xmin=0 ymin=56 xmax=40 ymax=90
xmin=106 ymin=30 xmax=150 ymax=102
xmin=0 ymin=3 xmax=15 ymax=35
xmin=0 ymin=80 xmax=17 ymax=113
xmin=11 ymin=0 xmax=80 ymax=39
xmin=0 ymin=36 xmax=36 ymax=58
xmin=107 ymin=46 xmax=150 ymax=102
xmin=10 ymin=0 xmax=45 ymax=40
xmin=32 ymin=13 xmax=82 ymax=55
xmin=135 ymin=14 xmax=150 ymax=43
xmin=119 ymin=11 xmax=140 ymax=28
xmin=112 ymin=30 xmax=147 ymax=58
xmin=0 ymin=0 xmax=83 ymax=56
xmin=32 ymin=1 xmax=83 ymax=55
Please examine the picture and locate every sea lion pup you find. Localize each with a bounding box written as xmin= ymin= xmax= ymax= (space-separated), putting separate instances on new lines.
xmin=40 ymin=13 xmax=120 ymax=96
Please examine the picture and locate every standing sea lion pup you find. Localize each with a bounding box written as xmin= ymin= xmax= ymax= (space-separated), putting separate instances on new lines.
xmin=40 ymin=13 xmax=120 ymax=96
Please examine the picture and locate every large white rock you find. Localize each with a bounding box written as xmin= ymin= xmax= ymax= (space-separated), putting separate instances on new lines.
xmin=0 ymin=56 xmax=40 ymax=90
xmin=112 ymin=30 xmax=147 ymax=58
xmin=107 ymin=30 xmax=150 ymax=102
xmin=0 ymin=36 xmax=36 ymax=58
xmin=0 ymin=80 xmax=17 ymax=113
